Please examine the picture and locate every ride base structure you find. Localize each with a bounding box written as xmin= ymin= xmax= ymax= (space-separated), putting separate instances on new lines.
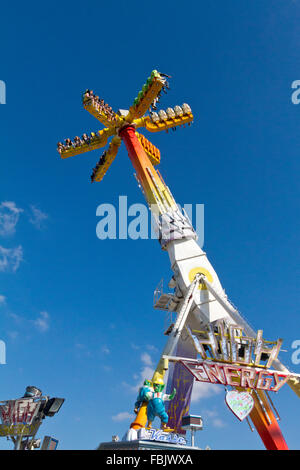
xmin=58 ymin=70 xmax=300 ymax=451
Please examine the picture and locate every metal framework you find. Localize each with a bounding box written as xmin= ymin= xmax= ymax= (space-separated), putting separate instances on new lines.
xmin=57 ymin=70 xmax=299 ymax=450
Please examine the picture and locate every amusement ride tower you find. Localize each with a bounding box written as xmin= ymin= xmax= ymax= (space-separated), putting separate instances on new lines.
xmin=57 ymin=71 xmax=300 ymax=450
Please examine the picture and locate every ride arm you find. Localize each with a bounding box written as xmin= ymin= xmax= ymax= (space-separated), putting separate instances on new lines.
xmin=126 ymin=71 xmax=167 ymax=122
xmin=58 ymin=127 xmax=114 ymax=159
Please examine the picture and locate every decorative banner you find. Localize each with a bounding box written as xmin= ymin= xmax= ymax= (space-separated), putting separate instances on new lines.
xmin=166 ymin=338 xmax=197 ymax=433
xmin=225 ymin=390 xmax=254 ymax=421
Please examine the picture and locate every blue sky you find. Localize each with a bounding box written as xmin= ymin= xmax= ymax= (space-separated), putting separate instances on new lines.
xmin=0 ymin=0 xmax=300 ymax=450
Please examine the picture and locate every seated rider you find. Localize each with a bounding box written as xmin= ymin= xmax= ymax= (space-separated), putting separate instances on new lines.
xmin=57 ymin=142 xmax=64 ymax=153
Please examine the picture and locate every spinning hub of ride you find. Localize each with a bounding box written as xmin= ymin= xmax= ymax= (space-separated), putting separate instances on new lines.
xmin=58 ymin=70 xmax=300 ymax=450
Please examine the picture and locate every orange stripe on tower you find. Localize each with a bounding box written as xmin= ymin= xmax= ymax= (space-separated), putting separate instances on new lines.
xmin=250 ymin=390 xmax=288 ymax=450
xmin=119 ymin=125 xmax=170 ymax=210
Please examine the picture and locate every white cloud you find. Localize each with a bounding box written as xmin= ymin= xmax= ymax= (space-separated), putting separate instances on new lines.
xmin=124 ymin=365 xmax=155 ymax=394
xmin=191 ymin=381 xmax=222 ymax=403
xmin=101 ymin=345 xmax=110 ymax=355
xmin=8 ymin=312 xmax=22 ymax=324
xmin=0 ymin=245 xmax=23 ymax=272
xmin=74 ymin=343 xmax=92 ymax=358
xmin=211 ymin=417 xmax=226 ymax=428
xmin=112 ymin=411 xmax=135 ymax=422
xmin=122 ymin=351 xmax=155 ymax=394
xmin=146 ymin=344 xmax=158 ymax=352
xmin=33 ymin=311 xmax=50 ymax=332
xmin=29 ymin=205 xmax=48 ymax=230
xmin=141 ymin=352 xmax=152 ymax=366
xmin=0 ymin=295 xmax=6 ymax=305
xmin=7 ymin=331 xmax=18 ymax=340
xmin=203 ymin=409 xmax=226 ymax=428
xmin=140 ymin=365 xmax=155 ymax=383
xmin=0 ymin=201 xmax=23 ymax=236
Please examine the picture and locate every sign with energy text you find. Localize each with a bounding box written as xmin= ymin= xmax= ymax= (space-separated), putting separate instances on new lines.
xmin=180 ymin=360 xmax=290 ymax=392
